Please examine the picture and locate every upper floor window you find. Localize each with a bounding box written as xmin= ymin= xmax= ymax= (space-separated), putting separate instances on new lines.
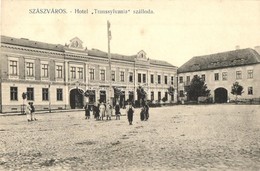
xmin=158 ymin=75 xmax=161 ymax=84
xmin=165 ymin=76 xmax=168 ymax=84
xmin=138 ymin=73 xmax=141 ymax=83
xmin=90 ymin=68 xmax=95 ymax=80
xmin=143 ymin=74 xmax=146 ymax=83
xmin=247 ymin=70 xmax=253 ymax=79
xmin=100 ymin=69 xmax=105 ymax=81
xmin=214 ymin=73 xmax=219 ymax=81
xmin=186 ymin=76 xmax=190 ymax=84
xmin=179 ymin=76 xmax=183 ymax=83
xmin=9 ymin=61 xmax=18 ymax=76
xmin=10 ymin=87 xmax=18 ymax=101
xmin=171 ymin=76 xmax=174 ymax=85
xmin=111 ymin=71 xmax=115 ymax=81
xmin=56 ymin=65 xmax=63 ymax=78
xmin=27 ymin=87 xmax=34 ymax=101
xmin=70 ymin=67 xmax=76 ymax=79
xmin=151 ymin=74 xmax=154 ymax=84
xmin=236 ymin=71 xmax=242 ymax=80
xmin=41 ymin=64 xmax=49 ymax=78
xmin=26 ymin=62 xmax=34 ymax=77
xmin=129 ymin=72 xmax=133 ymax=82
xmin=222 ymin=72 xmax=228 ymax=81
xmin=120 ymin=71 xmax=125 ymax=82
xmin=78 ymin=67 xmax=83 ymax=79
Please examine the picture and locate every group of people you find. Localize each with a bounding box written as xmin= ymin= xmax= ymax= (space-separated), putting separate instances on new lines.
xmin=25 ymin=102 xmax=37 ymax=122
xmin=84 ymin=101 xmax=121 ymax=121
xmin=24 ymin=100 xmax=149 ymax=125
xmin=84 ymin=100 xmax=149 ymax=125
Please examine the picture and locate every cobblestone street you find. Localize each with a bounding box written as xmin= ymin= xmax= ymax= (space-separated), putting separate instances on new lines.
xmin=0 ymin=104 xmax=260 ymax=171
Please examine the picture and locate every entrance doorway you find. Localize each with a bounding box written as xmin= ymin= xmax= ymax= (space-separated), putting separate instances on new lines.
xmin=70 ymin=89 xmax=84 ymax=109
xmin=99 ymin=91 xmax=106 ymax=103
xmin=214 ymin=88 xmax=228 ymax=103
xmin=120 ymin=91 xmax=125 ymax=108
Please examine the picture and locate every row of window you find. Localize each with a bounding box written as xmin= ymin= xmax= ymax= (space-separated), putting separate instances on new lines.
xmin=10 ymin=87 xmax=63 ymax=101
xmin=179 ymin=86 xmax=254 ymax=97
xmin=9 ymin=60 xmax=175 ymax=84
xmin=179 ymin=70 xmax=254 ymax=83
xmin=138 ymin=74 xmax=174 ymax=85
xmin=150 ymin=91 xmax=174 ymax=101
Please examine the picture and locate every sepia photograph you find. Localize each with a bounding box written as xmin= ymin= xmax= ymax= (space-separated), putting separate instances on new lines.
xmin=1 ymin=0 xmax=260 ymax=170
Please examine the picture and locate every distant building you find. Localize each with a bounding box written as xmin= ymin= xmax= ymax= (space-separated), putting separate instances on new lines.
xmin=177 ymin=48 xmax=260 ymax=103
xmin=0 ymin=35 xmax=177 ymax=113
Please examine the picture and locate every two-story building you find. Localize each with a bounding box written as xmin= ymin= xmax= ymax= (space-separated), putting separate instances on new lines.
xmin=177 ymin=48 xmax=260 ymax=103
xmin=0 ymin=35 xmax=177 ymax=113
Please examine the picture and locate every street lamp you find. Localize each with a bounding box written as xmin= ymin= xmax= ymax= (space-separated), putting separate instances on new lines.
xmin=48 ymin=82 xmax=52 ymax=113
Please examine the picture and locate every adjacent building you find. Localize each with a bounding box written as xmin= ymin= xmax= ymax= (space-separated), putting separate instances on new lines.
xmin=177 ymin=47 xmax=260 ymax=103
xmin=0 ymin=35 xmax=177 ymax=113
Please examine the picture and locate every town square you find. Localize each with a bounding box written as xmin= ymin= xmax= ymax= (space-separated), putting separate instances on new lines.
xmin=1 ymin=104 xmax=259 ymax=170
xmin=1 ymin=1 xmax=260 ymax=171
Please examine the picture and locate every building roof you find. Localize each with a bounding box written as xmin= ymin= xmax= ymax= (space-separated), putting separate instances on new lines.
xmin=1 ymin=35 xmax=64 ymax=52
xmin=178 ymin=48 xmax=260 ymax=73
xmin=1 ymin=35 xmax=176 ymax=67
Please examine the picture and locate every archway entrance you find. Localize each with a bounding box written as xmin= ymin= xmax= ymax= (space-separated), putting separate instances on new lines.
xmin=70 ymin=89 xmax=84 ymax=109
xmin=214 ymin=88 xmax=228 ymax=103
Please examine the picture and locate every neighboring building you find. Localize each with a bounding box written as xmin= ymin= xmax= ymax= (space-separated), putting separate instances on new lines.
xmin=177 ymin=48 xmax=260 ymax=103
xmin=0 ymin=35 xmax=177 ymax=113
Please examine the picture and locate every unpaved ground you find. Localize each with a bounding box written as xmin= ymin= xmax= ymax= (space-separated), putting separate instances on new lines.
xmin=0 ymin=104 xmax=260 ymax=171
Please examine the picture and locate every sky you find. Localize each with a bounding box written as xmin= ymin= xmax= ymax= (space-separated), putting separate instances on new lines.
xmin=1 ymin=0 xmax=260 ymax=67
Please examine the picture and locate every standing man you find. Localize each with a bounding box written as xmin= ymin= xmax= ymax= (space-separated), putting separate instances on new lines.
xmin=115 ymin=102 xmax=121 ymax=120
xmin=126 ymin=102 xmax=134 ymax=125
xmin=30 ymin=102 xmax=37 ymax=121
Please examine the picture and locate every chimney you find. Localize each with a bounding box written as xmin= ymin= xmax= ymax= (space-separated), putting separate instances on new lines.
xmin=235 ymin=45 xmax=240 ymax=50
xmin=255 ymin=46 xmax=260 ymax=55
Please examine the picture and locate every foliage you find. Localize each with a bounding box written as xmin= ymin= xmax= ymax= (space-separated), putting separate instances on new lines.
xmin=136 ymin=86 xmax=147 ymax=100
xmin=167 ymin=86 xmax=175 ymax=96
xmin=162 ymin=97 xmax=167 ymax=102
xmin=231 ymin=82 xmax=244 ymax=103
xmin=185 ymin=75 xmax=211 ymax=101
xmin=84 ymin=90 xmax=95 ymax=97
xmin=22 ymin=92 xmax=27 ymax=100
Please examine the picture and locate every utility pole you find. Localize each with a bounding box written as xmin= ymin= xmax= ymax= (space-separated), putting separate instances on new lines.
xmin=107 ymin=20 xmax=113 ymax=105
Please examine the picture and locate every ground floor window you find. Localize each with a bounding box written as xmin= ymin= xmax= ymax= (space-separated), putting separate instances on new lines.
xmin=158 ymin=92 xmax=161 ymax=101
xmin=151 ymin=91 xmax=154 ymax=101
xmin=42 ymin=88 xmax=49 ymax=101
xmin=248 ymin=87 xmax=253 ymax=95
xmin=27 ymin=87 xmax=34 ymax=100
xmin=164 ymin=92 xmax=168 ymax=101
xmin=57 ymin=89 xmax=63 ymax=101
xmin=10 ymin=87 xmax=18 ymax=101
xmin=179 ymin=90 xmax=184 ymax=97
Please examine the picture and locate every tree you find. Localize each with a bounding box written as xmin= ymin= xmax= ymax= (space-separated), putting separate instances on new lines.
xmin=231 ymin=81 xmax=243 ymax=103
xmin=168 ymin=86 xmax=175 ymax=102
xmin=185 ymin=75 xmax=210 ymax=101
xmin=136 ymin=86 xmax=147 ymax=106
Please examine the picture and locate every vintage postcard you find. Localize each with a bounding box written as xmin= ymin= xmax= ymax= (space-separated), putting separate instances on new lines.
xmin=1 ymin=0 xmax=260 ymax=170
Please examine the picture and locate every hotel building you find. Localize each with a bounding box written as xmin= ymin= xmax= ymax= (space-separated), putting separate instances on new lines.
xmin=0 ymin=36 xmax=177 ymax=113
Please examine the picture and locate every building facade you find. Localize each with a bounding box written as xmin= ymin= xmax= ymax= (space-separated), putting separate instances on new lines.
xmin=177 ymin=48 xmax=260 ymax=103
xmin=0 ymin=36 xmax=177 ymax=113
